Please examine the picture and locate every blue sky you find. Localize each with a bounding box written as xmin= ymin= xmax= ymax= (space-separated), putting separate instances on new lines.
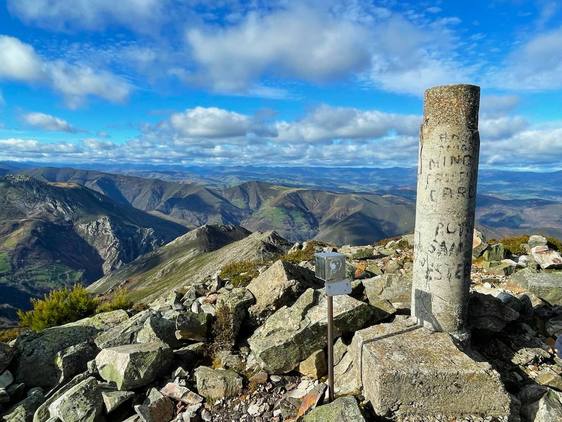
xmin=0 ymin=0 xmax=561 ymax=169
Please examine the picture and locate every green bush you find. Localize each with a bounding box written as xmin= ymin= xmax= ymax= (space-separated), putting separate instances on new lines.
xmin=281 ymin=241 xmax=322 ymax=264
xmin=497 ymin=235 xmax=529 ymax=256
xmin=18 ymin=285 xmax=98 ymax=332
xmin=219 ymin=260 xmax=261 ymax=287
xmin=546 ymin=236 xmax=562 ymax=252
xmin=96 ymin=288 xmax=133 ymax=313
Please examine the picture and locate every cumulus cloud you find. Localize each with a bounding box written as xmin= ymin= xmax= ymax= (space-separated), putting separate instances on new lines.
xmin=186 ymin=4 xmax=372 ymax=92
xmin=488 ymin=26 xmax=562 ymax=90
xmin=22 ymin=112 xmax=77 ymax=132
xmin=168 ymin=107 xmax=254 ymax=138
xmin=7 ymin=0 xmax=166 ymax=32
xmin=276 ymin=105 xmax=420 ymax=142
xmin=0 ymin=35 xmax=132 ymax=107
xmin=480 ymin=95 xmax=520 ymax=117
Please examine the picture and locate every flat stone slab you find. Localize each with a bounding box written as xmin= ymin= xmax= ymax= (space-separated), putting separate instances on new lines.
xmin=351 ymin=319 xmax=511 ymax=419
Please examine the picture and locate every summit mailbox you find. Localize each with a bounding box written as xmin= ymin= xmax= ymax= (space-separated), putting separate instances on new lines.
xmin=315 ymin=252 xmax=351 ymax=296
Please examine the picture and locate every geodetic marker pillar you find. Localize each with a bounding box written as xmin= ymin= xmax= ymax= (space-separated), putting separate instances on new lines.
xmin=411 ymin=84 xmax=481 ymax=338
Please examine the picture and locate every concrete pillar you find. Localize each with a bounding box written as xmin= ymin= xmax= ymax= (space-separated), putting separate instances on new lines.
xmin=411 ymin=84 xmax=480 ymax=339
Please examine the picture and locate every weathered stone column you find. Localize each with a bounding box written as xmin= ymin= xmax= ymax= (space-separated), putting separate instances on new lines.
xmin=411 ymin=84 xmax=480 ymax=338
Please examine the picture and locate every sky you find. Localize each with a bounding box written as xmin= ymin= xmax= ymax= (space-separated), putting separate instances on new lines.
xmin=0 ymin=0 xmax=562 ymax=169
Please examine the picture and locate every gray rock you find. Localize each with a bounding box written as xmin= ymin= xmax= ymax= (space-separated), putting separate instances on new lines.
xmin=96 ymin=342 xmax=173 ymax=390
xmin=160 ymin=382 xmax=203 ymax=405
xmin=173 ymin=342 xmax=206 ymax=366
xmin=483 ymin=243 xmax=505 ymax=262
xmin=303 ymin=396 xmax=365 ymax=421
xmin=362 ymin=272 xmax=412 ymax=310
xmin=468 ymin=292 xmax=520 ymax=332
xmin=0 ymin=343 xmax=14 ymax=373
xmin=215 ymin=287 xmax=254 ymax=348
xmin=134 ymin=388 xmax=174 ymax=422
xmin=248 ymin=260 xmax=321 ymax=320
xmin=521 ymin=389 xmax=562 ymax=421
xmin=0 ymin=369 xmax=14 ymax=388
xmin=0 ymin=387 xmax=9 ymax=404
xmin=472 ymin=229 xmax=488 ymax=258
xmin=94 ymin=309 xmax=152 ymax=349
xmin=333 ymin=350 xmax=360 ymax=396
xmin=54 ymin=342 xmax=98 ymax=384
xmin=175 ymin=311 xmax=211 ymax=341
xmin=137 ymin=311 xmax=181 ymax=347
xmin=33 ymin=373 xmax=91 ymax=422
xmin=102 ymin=390 xmax=135 ymax=413
xmin=546 ymin=315 xmax=562 ymax=337
xmin=194 ymin=366 xmax=243 ymax=401
xmin=509 ymin=268 xmax=562 ymax=305
xmin=2 ymin=387 xmax=45 ymax=422
xmin=298 ymin=349 xmax=327 ymax=379
xmin=531 ymin=245 xmax=562 ymax=270
xmin=248 ymin=288 xmax=377 ymax=373
xmin=48 ymin=377 xmax=103 ymax=422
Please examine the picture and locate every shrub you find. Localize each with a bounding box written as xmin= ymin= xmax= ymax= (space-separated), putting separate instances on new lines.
xmin=211 ymin=305 xmax=236 ymax=354
xmin=546 ymin=236 xmax=562 ymax=252
xmin=352 ymin=248 xmax=374 ymax=260
xmin=18 ymin=284 xmax=98 ymax=332
xmin=0 ymin=327 xmax=25 ymax=343
xmin=219 ymin=260 xmax=261 ymax=287
xmin=498 ymin=235 xmax=529 ymax=256
xmin=96 ymin=288 xmax=133 ymax=313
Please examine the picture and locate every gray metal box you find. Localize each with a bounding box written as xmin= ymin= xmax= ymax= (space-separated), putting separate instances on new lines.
xmin=315 ymin=252 xmax=347 ymax=282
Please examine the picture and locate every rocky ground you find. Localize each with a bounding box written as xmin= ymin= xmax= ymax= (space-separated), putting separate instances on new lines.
xmin=0 ymin=230 xmax=561 ymax=421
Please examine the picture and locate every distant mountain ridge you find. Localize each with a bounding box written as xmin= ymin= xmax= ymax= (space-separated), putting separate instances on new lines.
xmin=0 ymin=175 xmax=187 ymax=322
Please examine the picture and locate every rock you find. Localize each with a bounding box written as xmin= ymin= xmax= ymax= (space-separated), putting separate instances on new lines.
xmin=175 ymin=311 xmax=211 ymax=341
xmin=303 ymin=396 xmax=365 ymax=421
xmin=173 ymin=342 xmax=206 ymax=366
xmin=522 ymin=389 xmax=562 ymax=421
xmin=531 ymin=245 xmax=562 ymax=269
xmin=214 ymin=287 xmax=254 ymax=348
xmin=333 ymin=350 xmax=360 ymax=396
xmin=535 ymin=368 xmax=562 ymax=391
xmin=546 ymin=315 xmax=562 ymax=337
xmin=54 ymin=341 xmax=99 ymax=384
xmin=0 ymin=387 xmax=10 ymax=404
xmin=96 ymin=342 xmax=173 ymax=390
xmin=248 ymin=371 xmax=268 ymax=387
xmin=298 ymin=349 xmax=327 ymax=379
xmin=362 ymin=272 xmax=411 ymax=310
xmin=33 ymin=373 xmax=91 ymax=422
xmin=94 ymin=309 xmax=152 ymax=349
xmin=295 ymin=383 xmax=327 ymax=419
xmin=0 ymin=369 xmax=14 ymax=388
xmin=472 ymin=229 xmax=488 ymax=258
xmin=194 ymin=366 xmax=243 ymax=401
xmin=333 ymin=338 xmax=347 ymax=366
xmin=14 ymin=324 xmax=99 ymax=389
xmin=248 ymin=288 xmax=377 ymax=373
xmin=48 ymin=377 xmax=103 ymax=422
xmin=488 ymin=259 xmax=517 ymax=276
xmin=0 ymin=343 xmax=14 ymax=373
xmin=247 ymin=260 xmax=320 ymax=319
xmin=483 ymin=243 xmax=505 ymax=262
xmin=137 ymin=311 xmax=181 ymax=348
xmin=2 ymin=387 xmax=45 ymax=422
xmin=135 ymin=388 xmax=174 ymax=422
xmin=160 ymin=382 xmax=203 ymax=405
xmin=102 ymin=390 xmax=135 ymax=413
xmin=529 ymin=235 xmax=548 ymax=249
xmin=351 ymin=319 xmax=511 ymax=419
xmin=468 ymin=292 xmax=520 ymax=332
xmin=382 ymin=259 xmax=402 ymax=274
xmin=509 ymin=268 xmax=562 ymax=305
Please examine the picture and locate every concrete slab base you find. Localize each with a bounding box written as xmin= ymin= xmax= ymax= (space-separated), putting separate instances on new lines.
xmin=350 ymin=319 xmax=511 ymax=419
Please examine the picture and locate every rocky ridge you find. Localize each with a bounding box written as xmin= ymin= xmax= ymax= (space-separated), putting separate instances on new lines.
xmin=0 ymin=230 xmax=561 ymax=421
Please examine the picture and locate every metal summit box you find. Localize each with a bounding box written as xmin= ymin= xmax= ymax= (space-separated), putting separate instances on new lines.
xmin=314 ymin=252 xmax=347 ymax=283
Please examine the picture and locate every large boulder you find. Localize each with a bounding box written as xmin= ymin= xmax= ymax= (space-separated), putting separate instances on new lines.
xmin=33 ymin=373 xmax=91 ymax=422
xmin=134 ymin=388 xmax=174 ymax=422
xmin=48 ymin=376 xmax=104 ymax=422
xmin=137 ymin=311 xmax=180 ymax=347
xmin=94 ymin=309 xmax=152 ymax=349
xmin=247 ymin=260 xmax=321 ymax=319
xmin=0 ymin=343 xmax=14 ymax=373
xmin=522 ymin=389 xmax=562 ymax=421
xmin=214 ymin=287 xmax=255 ymax=350
xmin=194 ymin=366 xmax=243 ymax=401
xmin=303 ymin=396 xmax=365 ymax=421
xmin=175 ymin=311 xmax=211 ymax=341
xmin=2 ymin=387 xmax=45 ymax=422
xmin=468 ymin=292 xmax=520 ymax=332
xmin=509 ymin=268 xmax=562 ymax=305
xmin=96 ymin=342 xmax=173 ymax=390
xmin=54 ymin=341 xmax=99 ymax=384
xmin=248 ymin=288 xmax=378 ymax=373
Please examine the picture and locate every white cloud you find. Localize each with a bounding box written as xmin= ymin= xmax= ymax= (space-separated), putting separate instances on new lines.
xmin=489 ymin=26 xmax=562 ymax=90
xmin=479 ymin=116 xmax=529 ymax=140
xmin=0 ymin=35 xmax=132 ymax=107
xmin=276 ymin=105 xmax=420 ymax=142
xmin=167 ymin=107 xmax=254 ymax=138
xmin=22 ymin=112 xmax=77 ymax=132
xmin=7 ymin=0 xmax=166 ymax=32
xmin=186 ymin=4 xmax=372 ymax=92
xmin=480 ymin=95 xmax=520 ymax=117
xmin=0 ymin=35 xmax=44 ymax=82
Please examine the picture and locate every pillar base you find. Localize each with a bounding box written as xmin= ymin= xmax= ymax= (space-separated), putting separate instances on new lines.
xmin=351 ymin=319 xmax=511 ymax=419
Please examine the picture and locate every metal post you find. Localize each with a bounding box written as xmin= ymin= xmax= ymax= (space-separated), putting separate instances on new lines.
xmin=327 ymin=295 xmax=334 ymax=402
